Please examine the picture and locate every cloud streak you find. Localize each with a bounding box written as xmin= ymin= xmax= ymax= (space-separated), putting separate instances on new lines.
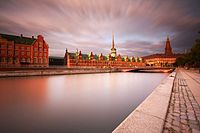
xmin=0 ymin=0 xmax=200 ymax=57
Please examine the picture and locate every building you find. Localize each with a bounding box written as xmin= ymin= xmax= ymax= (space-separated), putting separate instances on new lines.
xmin=64 ymin=34 xmax=145 ymax=68
xmin=143 ymin=37 xmax=182 ymax=67
xmin=49 ymin=56 xmax=64 ymax=66
xmin=0 ymin=33 xmax=49 ymax=67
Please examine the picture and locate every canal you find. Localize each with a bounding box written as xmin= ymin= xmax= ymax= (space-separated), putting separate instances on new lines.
xmin=0 ymin=72 xmax=168 ymax=133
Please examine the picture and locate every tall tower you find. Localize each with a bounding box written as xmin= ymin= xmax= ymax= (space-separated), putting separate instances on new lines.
xmin=111 ymin=33 xmax=117 ymax=57
xmin=165 ymin=36 xmax=173 ymax=55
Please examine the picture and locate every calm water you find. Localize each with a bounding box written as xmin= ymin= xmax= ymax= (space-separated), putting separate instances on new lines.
xmin=0 ymin=72 xmax=168 ymax=133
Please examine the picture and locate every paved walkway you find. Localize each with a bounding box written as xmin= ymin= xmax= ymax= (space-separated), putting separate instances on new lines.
xmin=163 ymin=69 xmax=200 ymax=133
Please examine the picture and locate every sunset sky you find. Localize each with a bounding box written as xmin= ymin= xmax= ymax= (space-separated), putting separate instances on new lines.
xmin=0 ymin=0 xmax=200 ymax=57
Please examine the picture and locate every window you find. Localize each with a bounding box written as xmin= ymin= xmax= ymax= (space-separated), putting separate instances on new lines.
xmin=26 ymin=58 xmax=30 ymax=63
xmin=21 ymin=52 xmax=25 ymax=55
xmin=1 ymin=57 xmax=5 ymax=62
xmin=39 ymin=48 xmax=42 ymax=52
xmin=34 ymin=58 xmax=37 ymax=63
xmin=0 ymin=45 xmax=6 ymax=49
xmin=3 ymin=58 xmax=6 ymax=62
xmin=0 ymin=50 xmax=5 ymax=55
xmin=15 ymin=58 xmax=19 ymax=63
xmin=44 ymin=48 xmax=47 ymax=52
xmin=34 ymin=52 xmax=37 ymax=56
xmin=21 ymin=47 xmax=24 ymax=50
xmin=15 ymin=51 xmax=19 ymax=56
xmin=27 ymin=52 xmax=30 ymax=56
xmin=21 ymin=58 xmax=25 ymax=62
xmin=15 ymin=46 xmax=19 ymax=49
xmin=8 ymin=58 xmax=12 ymax=62
xmin=8 ymin=50 xmax=12 ymax=55
xmin=8 ymin=45 xmax=12 ymax=49
xmin=44 ymin=53 xmax=46 ymax=56
xmin=39 ymin=58 xmax=42 ymax=63
xmin=43 ymin=58 xmax=46 ymax=63
xmin=26 ymin=47 xmax=30 ymax=51
xmin=39 ymin=42 xmax=43 ymax=47
xmin=34 ymin=47 xmax=37 ymax=51
xmin=39 ymin=53 xmax=42 ymax=56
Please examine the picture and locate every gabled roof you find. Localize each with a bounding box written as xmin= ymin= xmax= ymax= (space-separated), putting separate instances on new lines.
xmin=0 ymin=33 xmax=36 ymax=45
xmin=68 ymin=52 xmax=110 ymax=60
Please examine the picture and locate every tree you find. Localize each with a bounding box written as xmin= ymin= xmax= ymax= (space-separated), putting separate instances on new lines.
xmin=176 ymin=31 xmax=200 ymax=68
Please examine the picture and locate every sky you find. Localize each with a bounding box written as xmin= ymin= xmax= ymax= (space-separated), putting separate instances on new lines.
xmin=0 ymin=0 xmax=200 ymax=57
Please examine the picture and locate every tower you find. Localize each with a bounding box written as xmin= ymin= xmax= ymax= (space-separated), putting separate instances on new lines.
xmin=165 ymin=36 xmax=173 ymax=55
xmin=111 ymin=33 xmax=117 ymax=57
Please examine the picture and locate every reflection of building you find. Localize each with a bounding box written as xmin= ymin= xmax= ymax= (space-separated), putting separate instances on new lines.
xmin=0 ymin=33 xmax=49 ymax=66
xmin=64 ymin=34 xmax=145 ymax=68
xmin=143 ymin=37 xmax=182 ymax=67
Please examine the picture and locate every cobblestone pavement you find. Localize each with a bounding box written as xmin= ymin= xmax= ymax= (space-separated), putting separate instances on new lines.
xmin=163 ymin=71 xmax=200 ymax=133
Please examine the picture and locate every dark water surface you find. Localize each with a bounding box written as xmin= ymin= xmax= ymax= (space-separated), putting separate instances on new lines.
xmin=0 ymin=72 xmax=168 ymax=133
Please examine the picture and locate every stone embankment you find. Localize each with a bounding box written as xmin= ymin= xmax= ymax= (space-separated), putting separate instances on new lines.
xmin=113 ymin=70 xmax=176 ymax=133
xmin=0 ymin=67 xmax=120 ymax=77
xmin=113 ymin=69 xmax=200 ymax=133
xmin=0 ymin=67 xmax=173 ymax=78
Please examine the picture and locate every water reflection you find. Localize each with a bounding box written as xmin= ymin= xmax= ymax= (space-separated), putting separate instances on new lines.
xmin=0 ymin=73 xmax=168 ymax=133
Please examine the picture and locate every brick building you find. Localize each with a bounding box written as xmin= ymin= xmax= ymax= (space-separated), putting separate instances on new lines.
xmin=0 ymin=33 xmax=49 ymax=67
xmin=64 ymin=34 xmax=145 ymax=68
xmin=143 ymin=37 xmax=183 ymax=67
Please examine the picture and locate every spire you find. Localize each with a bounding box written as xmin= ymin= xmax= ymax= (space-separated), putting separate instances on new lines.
xmin=110 ymin=32 xmax=117 ymax=57
xmin=76 ymin=48 xmax=79 ymax=56
xmin=112 ymin=32 xmax=115 ymax=49
xmin=167 ymin=36 xmax=169 ymax=41
xmin=165 ymin=36 xmax=173 ymax=55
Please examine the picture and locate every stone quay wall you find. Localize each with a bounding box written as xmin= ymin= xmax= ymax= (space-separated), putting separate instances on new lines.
xmin=113 ymin=71 xmax=176 ymax=133
xmin=0 ymin=67 xmax=120 ymax=78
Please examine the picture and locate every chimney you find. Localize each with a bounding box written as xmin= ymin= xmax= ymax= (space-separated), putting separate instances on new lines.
xmin=32 ymin=36 xmax=34 ymax=39
xmin=20 ymin=34 xmax=23 ymax=37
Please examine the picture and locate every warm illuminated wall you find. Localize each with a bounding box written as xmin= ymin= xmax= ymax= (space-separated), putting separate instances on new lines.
xmin=145 ymin=57 xmax=176 ymax=66
xmin=0 ymin=34 xmax=49 ymax=66
xmin=64 ymin=50 xmax=145 ymax=68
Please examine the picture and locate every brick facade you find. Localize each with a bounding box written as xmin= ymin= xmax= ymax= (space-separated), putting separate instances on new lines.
xmin=0 ymin=34 xmax=49 ymax=67
xmin=143 ymin=37 xmax=183 ymax=67
xmin=64 ymin=34 xmax=145 ymax=68
xmin=64 ymin=49 xmax=145 ymax=68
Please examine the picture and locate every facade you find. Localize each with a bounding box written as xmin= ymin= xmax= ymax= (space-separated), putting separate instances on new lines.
xmin=0 ymin=33 xmax=49 ymax=67
xmin=64 ymin=35 xmax=145 ymax=68
xmin=143 ymin=37 xmax=182 ymax=67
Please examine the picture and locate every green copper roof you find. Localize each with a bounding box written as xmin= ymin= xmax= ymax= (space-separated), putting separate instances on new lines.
xmin=0 ymin=33 xmax=36 ymax=45
xmin=68 ymin=53 xmax=76 ymax=59
xmin=94 ymin=54 xmax=98 ymax=60
xmin=82 ymin=54 xmax=89 ymax=60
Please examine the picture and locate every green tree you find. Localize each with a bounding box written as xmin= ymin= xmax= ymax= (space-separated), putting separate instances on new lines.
xmin=190 ymin=37 xmax=200 ymax=67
